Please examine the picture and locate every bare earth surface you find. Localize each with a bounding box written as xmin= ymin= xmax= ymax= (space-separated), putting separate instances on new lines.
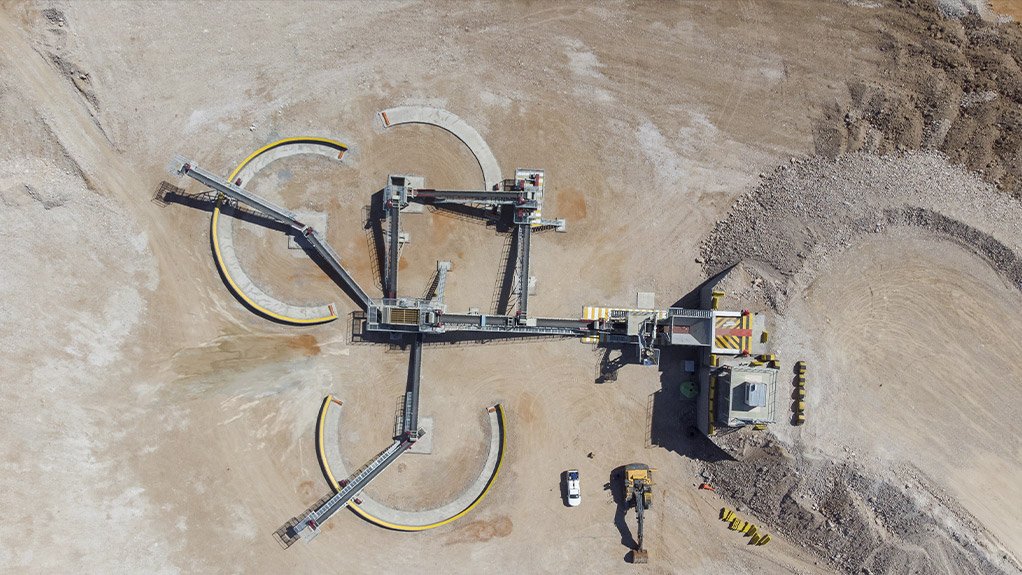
xmin=800 ymin=230 xmax=1022 ymax=547
xmin=699 ymin=151 xmax=1022 ymax=573
xmin=2 ymin=1 xmax=1022 ymax=574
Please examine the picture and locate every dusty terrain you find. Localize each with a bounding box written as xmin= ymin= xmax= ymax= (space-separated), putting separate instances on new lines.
xmin=2 ymin=1 xmax=1022 ymax=574
xmin=699 ymin=152 xmax=1022 ymax=573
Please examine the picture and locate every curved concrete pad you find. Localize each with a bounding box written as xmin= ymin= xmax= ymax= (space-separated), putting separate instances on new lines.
xmin=379 ymin=106 xmax=502 ymax=190
xmin=211 ymin=137 xmax=348 ymax=324
xmin=317 ymin=395 xmax=506 ymax=531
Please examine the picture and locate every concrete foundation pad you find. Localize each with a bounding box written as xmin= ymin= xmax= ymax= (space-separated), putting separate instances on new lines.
xmin=210 ymin=137 xmax=348 ymax=325
xmin=637 ymin=292 xmax=655 ymax=309
xmin=379 ymin=106 xmax=502 ymax=190
xmin=319 ymin=398 xmax=505 ymax=530
xmin=407 ymin=417 xmax=433 ymax=454
xmin=514 ymin=276 xmax=537 ymax=295
xmin=289 ymin=211 xmax=327 ymax=252
xmin=213 ymin=204 xmax=336 ymax=323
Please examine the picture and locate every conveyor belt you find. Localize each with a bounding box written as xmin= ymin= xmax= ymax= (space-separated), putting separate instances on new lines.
xmin=436 ymin=313 xmax=589 ymax=336
xmin=403 ymin=336 xmax=423 ymax=436
xmin=176 ymin=157 xmax=373 ymax=311
xmin=414 ymin=189 xmax=526 ymax=204
xmin=177 ymin=161 xmax=304 ymax=228
xmin=386 ymin=202 xmax=401 ymax=298
xmin=289 ymin=438 xmax=412 ymax=538
xmin=303 ymin=229 xmax=373 ymax=311
xmin=517 ymin=223 xmax=531 ymax=317
xmin=533 ymin=318 xmax=591 ymax=329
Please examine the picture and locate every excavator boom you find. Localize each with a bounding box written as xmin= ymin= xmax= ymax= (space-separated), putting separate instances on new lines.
xmin=631 ymin=494 xmax=648 ymax=563
xmin=622 ymin=464 xmax=653 ymax=564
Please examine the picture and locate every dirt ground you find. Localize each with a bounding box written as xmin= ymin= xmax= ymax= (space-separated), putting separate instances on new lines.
xmin=2 ymin=1 xmax=1022 ymax=574
xmin=797 ymin=230 xmax=1022 ymax=550
xmin=698 ymin=149 xmax=1022 ymax=573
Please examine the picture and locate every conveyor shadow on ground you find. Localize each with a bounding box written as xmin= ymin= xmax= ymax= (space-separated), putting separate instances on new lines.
xmin=290 ymin=233 xmax=374 ymax=313
xmin=420 ymin=266 xmax=442 ymax=301
xmin=158 ymin=181 xmax=288 ymax=233
xmin=364 ymin=190 xmax=386 ymax=293
xmin=595 ymin=345 xmax=630 ymax=383
xmin=426 ymin=202 xmax=505 ymax=229
xmin=423 ymin=332 xmax=571 ymax=347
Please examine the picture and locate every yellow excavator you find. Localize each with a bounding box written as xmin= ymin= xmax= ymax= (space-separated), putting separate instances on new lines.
xmin=622 ymin=463 xmax=653 ymax=564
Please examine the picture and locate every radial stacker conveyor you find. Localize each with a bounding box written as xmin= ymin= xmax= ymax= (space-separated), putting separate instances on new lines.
xmin=171 ymin=155 xmax=766 ymax=540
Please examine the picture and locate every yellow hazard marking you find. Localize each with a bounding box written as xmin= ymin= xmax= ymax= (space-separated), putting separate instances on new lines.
xmin=212 ymin=201 xmax=337 ymax=325
xmin=211 ymin=137 xmax=349 ymax=325
xmin=714 ymin=313 xmax=753 ymax=351
xmin=318 ymin=395 xmax=508 ymax=531
xmin=582 ymin=306 xmax=667 ymax=320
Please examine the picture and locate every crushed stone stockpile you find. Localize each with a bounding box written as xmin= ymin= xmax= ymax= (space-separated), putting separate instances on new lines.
xmin=697 ymin=150 xmax=1022 ymax=574
xmin=699 ymin=151 xmax=1022 ymax=310
xmin=701 ymin=432 xmax=1018 ymax=575
xmin=816 ymin=0 xmax=1022 ymax=197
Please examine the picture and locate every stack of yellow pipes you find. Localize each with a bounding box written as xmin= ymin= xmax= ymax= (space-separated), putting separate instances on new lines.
xmin=720 ymin=507 xmax=771 ymax=545
xmin=794 ymin=360 xmax=806 ymax=425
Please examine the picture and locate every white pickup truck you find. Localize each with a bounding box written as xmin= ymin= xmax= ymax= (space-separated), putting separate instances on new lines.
xmin=566 ymin=469 xmax=581 ymax=507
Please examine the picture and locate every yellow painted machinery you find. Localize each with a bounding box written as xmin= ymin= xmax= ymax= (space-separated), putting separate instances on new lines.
xmin=622 ymin=463 xmax=654 ymax=564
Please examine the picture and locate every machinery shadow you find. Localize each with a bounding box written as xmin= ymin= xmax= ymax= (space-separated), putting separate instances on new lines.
xmin=607 ymin=466 xmax=638 ymax=558
xmin=492 ymin=229 xmax=519 ymax=315
xmin=424 ymin=202 xmax=504 ymax=229
xmin=595 ymin=344 xmax=630 ymax=383
xmin=364 ymin=189 xmax=387 ymax=292
xmin=650 ymin=345 xmax=734 ymax=464
xmin=590 ymin=339 xmax=730 ymax=462
xmin=666 ymin=270 xmax=732 ymax=311
xmin=559 ymin=470 xmax=572 ymax=508
xmin=587 ymin=275 xmax=737 ymax=462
